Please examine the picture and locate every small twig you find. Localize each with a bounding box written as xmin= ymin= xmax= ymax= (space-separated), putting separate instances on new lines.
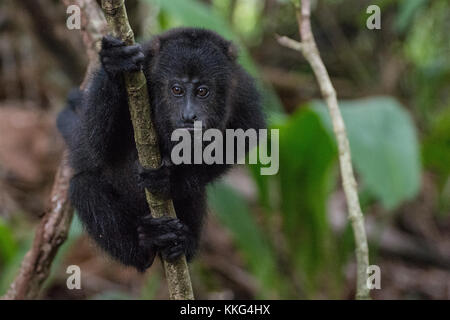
xmin=1 ymin=0 xmax=107 ymax=300
xmin=278 ymin=0 xmax=370 ymax=299
xmin=276 ymin=35 xmax=303 ymax=53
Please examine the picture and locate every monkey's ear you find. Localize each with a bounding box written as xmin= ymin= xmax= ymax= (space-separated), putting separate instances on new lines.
xmin=226 ymin=42 xmax=238 ymax=61
xmin=143 ymin=37 xmax=161 ymax=59
xmin=151 ymin=38 xmax=161 ymax=54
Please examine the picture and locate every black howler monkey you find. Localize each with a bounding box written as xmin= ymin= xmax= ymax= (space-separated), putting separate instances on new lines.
xmin=57 ymin=28 xmax=265 ymax=271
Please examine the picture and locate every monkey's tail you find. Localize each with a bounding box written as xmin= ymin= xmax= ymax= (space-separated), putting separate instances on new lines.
xmin=57 ymin=88 xmax=83 ymax=147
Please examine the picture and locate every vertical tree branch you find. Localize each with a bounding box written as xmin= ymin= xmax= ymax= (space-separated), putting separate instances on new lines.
xmin=277 ymin=0 xmax=370 ymax=299
xmin=1 ymin=154 xmax=73 ymax=300
xmin=100 ymin=0 xmax=194 ymax=300
xmin=1 ymin=0 xmax=107 ymax=300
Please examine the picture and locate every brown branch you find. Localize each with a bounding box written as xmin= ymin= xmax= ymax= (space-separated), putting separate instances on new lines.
xmin=100 ymin=0 xmax=194 ymax=300
xmin=277 ymin=0 xmax=371 ymax=299
xmin=1 ymin=0 xmax=107 ymax=300
xmin=2 ymin=154 xmax=73 ymax=300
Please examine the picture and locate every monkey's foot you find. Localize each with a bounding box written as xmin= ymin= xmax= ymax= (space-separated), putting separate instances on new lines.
xmin=100 ymin=35 xmax=144 ymax=75
xmin=136 ymin=159 xmax=172 ymax=198
xmin=137 ymin=216 xmax=191 ymax=262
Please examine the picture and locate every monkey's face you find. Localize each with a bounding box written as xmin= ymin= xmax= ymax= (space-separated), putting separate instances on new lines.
xmin=150 ymin=43 xmax=233 ymax=138
xmin=165 ymin=76 xmax=228 ymax=131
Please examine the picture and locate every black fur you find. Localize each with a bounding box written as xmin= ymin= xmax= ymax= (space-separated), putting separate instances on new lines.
xmin=57 ymin=28 xmax=265 ymax=271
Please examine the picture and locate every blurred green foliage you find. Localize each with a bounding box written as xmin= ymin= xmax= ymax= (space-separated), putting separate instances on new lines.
xmin=242 ymin=97 xmax=420 ymax=297
xmin=423 ymin=109 xmax=450 ymax=181
xmin=0 ymin=216 xmax=32 ymax=295
xmin=208 ymin=183 xmax=287 ymax=298
xmin=0 ymin=218 xmax=17 ymax=265
xmin=313 ymin=97 xmax=421 ymax=210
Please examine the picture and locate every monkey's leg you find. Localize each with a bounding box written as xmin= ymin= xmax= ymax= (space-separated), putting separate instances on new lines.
xmin=70 ymin=171 xmax=156 ymax=271
xmin=136 ymin=157 xmax=173 ymax=198
xmin=171 ymin=189 xmax=207 ymax=261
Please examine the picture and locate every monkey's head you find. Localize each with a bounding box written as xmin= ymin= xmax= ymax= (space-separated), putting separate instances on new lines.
xmin=145 ymin=28 xmax=238 ymax=142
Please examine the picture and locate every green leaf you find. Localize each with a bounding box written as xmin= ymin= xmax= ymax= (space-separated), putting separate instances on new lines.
xmin=313 ymin=96 xmax=421 ymax=210
xmin=0 ymin=218 xmax=17 ymax=265
xmin=395 ymin=0 xmax=428 ymax=33
xmin=278 ymin=110 xmax=338 ymax=288
xmin=0 ymin=239 xmax=31 ymax=296
xmin=207 ymin=182 xmax=285 ymax=298
xmin=423 ymin=108 xmax=450 ymax=180
xmin=249 ymin=109 xmax=340 ymax=295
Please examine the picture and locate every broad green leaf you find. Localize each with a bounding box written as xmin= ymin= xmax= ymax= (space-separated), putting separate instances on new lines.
xmin=313 ymin=96 xmax=421 ymax=210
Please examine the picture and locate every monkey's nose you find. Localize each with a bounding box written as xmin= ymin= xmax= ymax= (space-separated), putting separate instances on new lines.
xmin=181 ymin=110 xmax=198 ymax=124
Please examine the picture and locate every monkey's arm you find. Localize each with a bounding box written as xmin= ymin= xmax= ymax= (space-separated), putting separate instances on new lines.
xmin=80 ymin=70 xmax=130 ymax=165
xmin=79 ymin=36 xmax=144 ymax=166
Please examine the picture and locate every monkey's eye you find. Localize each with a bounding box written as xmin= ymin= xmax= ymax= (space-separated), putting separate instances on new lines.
xmin=196 ymin=87 xmax=209 ymax=98
xmin=171 ymin=86 xmax=184 ymax=96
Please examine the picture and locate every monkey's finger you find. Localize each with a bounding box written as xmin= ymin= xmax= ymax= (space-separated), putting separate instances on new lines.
xmin=101 ymin=35 xmax=126 ymax=49
xmin=100 ymin=45 xmax=143 ymax=59
xmin=153 ymin=233 xmax=178 ymax=246
xmin=162 ymin=247 xmax=185 ymax=262
xmin=102 ymin=58 xmax=143 ymax=74
xmin=156 ymin=218 xmax=185 ymax=235
xmin=165 ymin=252 xmax=183 ymax=262
xmin=138 ymin=160 xmax=171 ymax=178
xmin=141 ymin=215 xmax=173 ymax=225
xmin=166 ymin=218 xmax=186 ymax=231
xmin=134 ymin=52 xmax=145 ymax=66
xmin=161 ymin=244 xmax=184 ymax=256
xmin=161 ymin=244 xmax=184 ymax=259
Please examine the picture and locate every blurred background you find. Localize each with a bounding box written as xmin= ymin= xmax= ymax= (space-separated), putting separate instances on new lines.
xmin=0 ymin=0 xmax=449 ymax=299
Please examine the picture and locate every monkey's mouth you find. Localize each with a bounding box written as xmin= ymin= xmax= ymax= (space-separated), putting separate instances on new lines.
xmin=177 ymin=123 xmax=206 ymax=132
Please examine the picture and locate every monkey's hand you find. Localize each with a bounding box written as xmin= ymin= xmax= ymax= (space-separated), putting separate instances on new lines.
xmin=136 ymin=158 xmax=172 ymax=198
xmin=100 ymin=35 xmax=144 ymax=76
xmin=138 ymin=216 xmax=193 ymax=263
